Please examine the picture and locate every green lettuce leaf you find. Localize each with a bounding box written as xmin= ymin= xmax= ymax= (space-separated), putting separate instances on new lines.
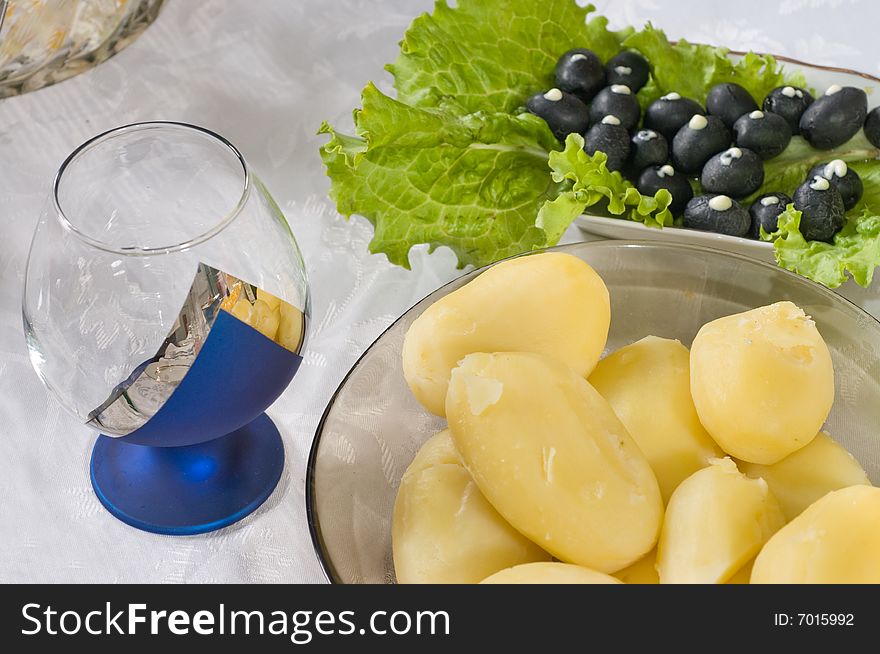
xmin=321 ymin=0 xmax=879 ymax=288
xmin=753 ymin=139 xmax=880 ymax=288
xmin=388 ymin=1 xmax=625 ymax=115
xmin=766 ymin=203 xmax=880 ymax=288
xmin=845 ymin=159 xmax=880 ymax=214
xmin=539 ymin=134 xmax=674 ymax=234
xmin=624 ymin=24 xmax=806 ymax=108
xmin=320 ymin=83 xmax=566 ymax=268
xmin=321 ymin=0 xmax=633 ymax=269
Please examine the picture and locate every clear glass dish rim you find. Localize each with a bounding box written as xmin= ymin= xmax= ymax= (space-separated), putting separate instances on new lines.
xmin=304 ymin=239 xmax=880 ymax=584
xmin=52 ymin=120 xmax=250 ymax=257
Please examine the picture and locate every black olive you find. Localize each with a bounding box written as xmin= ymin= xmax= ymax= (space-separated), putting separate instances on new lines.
xmin=792 ymin=177 xmax=846 ymax=242
xmin=637 ymin=165 xmax=694 ymax=217
xmin=700 ymin=147 xmax=765 ymax=198
xmin=526 ymin=89 xmax=590 ymax=141
xmin=644 ymin=94 xmax=705 ymax=142
xmin=706 ymin=83 xmax=759 ymax=129
xmin=629 ymin=129 xmax=669 ymax=172
xmin=605 ymin=51 xmax=650 ymax=93
xmin=555 ymin=49 xmax=606 ymax=103
xmin=683 ymin=194 xmax=751 ymax=237
xmin=799 ymin=86 xmax=868 ymax=150
xmin=583 ymin=119 xmax=631 ymax=172
xmin=671 ymin=114 xmax=731 ymax=174
xmin=749 ymin=192 xmax=791 ymax=238
xmin=864 ymin=107 xmax=880 ymax=148
xmin=733 ymin=110 xmax=792 ymax=159
xmin=808 ymin=161 xmax=863 ymax=210
xmin=588 ymin=85 xmax=641 ymax=131
xmin=763 ymin=86 xmax=814 ymax=134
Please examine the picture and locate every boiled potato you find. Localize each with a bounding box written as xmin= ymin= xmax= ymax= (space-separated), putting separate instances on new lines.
xmin=690 ymin=301 xmax=834 ymax=465
xmin=277 ymin=301 xmax=305 ymax=353
xmin=230 ymin=298 xmax=280 ymax=340
xmin=446 ymin=352 xmax=663 ymax=573
xmin=727 ymin=560 xmax=754 ymax=584
xmin=398 ymin=426 xmax=461 ymax=473
xmin=481 ymin=562 xmax=621 ymax=584
xmin=257 ymin=289 xmax=282 ymax=311
xmin=249 ymin=299 xmax=281 ymax=341
xmin=403 ymin=252 xmax=610 ymax=416
xmin=614 ymin=549 xmax=751 ymax=584
xmin=751 ymin=485 xmax=880 ymax=583
xmin=657 ymin=458 xmax=785 ymax=584
xmin=392 ymin=430 xmax=548 ymax=584
xmin=613 ymin=549 xmax=659 ymax=584
xmin=228 ymin=289 xmax=304 ymax=353
xmin=589 ymin=336 xmax=722 ymax=502
xmin=738 ymin=432 xmax=870 ymax=520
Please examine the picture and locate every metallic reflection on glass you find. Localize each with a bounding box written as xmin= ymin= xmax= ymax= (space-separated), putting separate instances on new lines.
xmin=87 ymin=263 xmax=305 ymax=437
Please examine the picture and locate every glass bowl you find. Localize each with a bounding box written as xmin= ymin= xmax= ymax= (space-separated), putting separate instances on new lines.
xmin=0 ymin=0 xmax=164 ymax=98
xmin=307 ymin=241 xmax=880 ymax=583
xmin=574 ymin=52 xmax=880 ymax=318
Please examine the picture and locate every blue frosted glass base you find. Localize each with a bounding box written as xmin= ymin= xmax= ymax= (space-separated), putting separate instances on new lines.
xmin=89 ymin=412 xmax=285 ymax=536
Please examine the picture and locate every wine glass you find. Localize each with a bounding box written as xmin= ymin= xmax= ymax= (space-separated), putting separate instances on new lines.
xmin=22 ymin=121 xmax=309 ymax=535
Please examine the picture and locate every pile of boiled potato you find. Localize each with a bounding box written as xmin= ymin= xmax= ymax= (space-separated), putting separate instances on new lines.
xmin=223 ymin=285 xmax=304 ymax=353
xmin=392 ymin=252 xmax=879 ymax=584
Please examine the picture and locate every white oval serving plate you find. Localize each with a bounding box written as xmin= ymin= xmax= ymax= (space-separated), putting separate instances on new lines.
xmin=576 ymin=51 xmax=880 ymax=309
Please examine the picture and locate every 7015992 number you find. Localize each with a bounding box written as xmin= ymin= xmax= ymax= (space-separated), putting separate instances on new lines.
xmin=798 ymin=614 xmax=854 ymax=626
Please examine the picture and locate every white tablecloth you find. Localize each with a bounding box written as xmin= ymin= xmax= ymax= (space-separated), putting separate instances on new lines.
xmin=1 ymin=0 xmax=878 ymax=583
